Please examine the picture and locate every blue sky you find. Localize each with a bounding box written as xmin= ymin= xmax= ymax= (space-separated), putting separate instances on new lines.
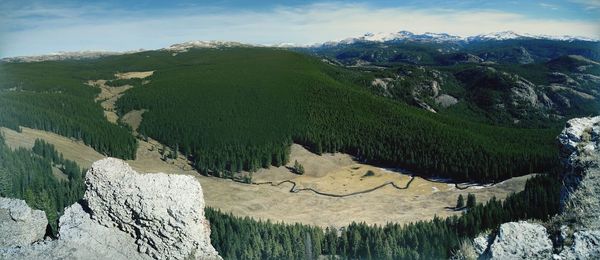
xmin=1 ymin=0 xmax=599 ymax=58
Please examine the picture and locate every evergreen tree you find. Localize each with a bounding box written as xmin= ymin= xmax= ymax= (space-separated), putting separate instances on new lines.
xmin=467 ymin=193 xmax=477 ymax=208
xmin=0 ymin=137 xmax=86 ymax=234
xmin=293 ymin=160 xmax=305 ymax=175
xmin=456 ymin=194 xmax=465 ymax=209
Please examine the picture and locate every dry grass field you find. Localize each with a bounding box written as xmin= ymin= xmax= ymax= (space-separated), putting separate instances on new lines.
xmin=86 ymin=79 xmax=132 ymax=124
xmin=121 ymin=109 xmax=146 ymax=131
xmin=86 ymin=71 xmax=153 ymax=124
xmin=1 ymin=126 xmax=531 ymax=228
xmin=115 ymin=71 xmax=154 ymax=79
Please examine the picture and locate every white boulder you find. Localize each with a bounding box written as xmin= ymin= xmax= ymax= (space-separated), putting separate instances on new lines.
xmin=489 ymin=221 xmax=553 ymax=259
xmin=0 ymin=158 xmax=220 ymax=260
xmin=0 ymin=198 xmax=47 ymax=247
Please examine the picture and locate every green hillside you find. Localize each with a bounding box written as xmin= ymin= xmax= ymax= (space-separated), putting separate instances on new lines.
xmin=0 ymin=136 xmax=85 ymax=233
xmin=0 ymin=46 xmax=565 ymax=257
xmin=112 ymin=47 xmax=559 ymax=182
xmin=0 ymin=47 xmax=560 ymax=182
xmin=0 ymin=60 xmax=138 ymax=159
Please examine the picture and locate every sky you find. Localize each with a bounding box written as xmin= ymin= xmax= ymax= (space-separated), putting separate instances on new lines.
xmin=1 ymin=0 xmax=599 ymax=58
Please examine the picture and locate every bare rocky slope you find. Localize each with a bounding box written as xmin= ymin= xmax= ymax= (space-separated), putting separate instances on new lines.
xmin=0 ymin=158 xmax=221 ymax=260
xmin=472 ymin=116 xmax=600 ymax=259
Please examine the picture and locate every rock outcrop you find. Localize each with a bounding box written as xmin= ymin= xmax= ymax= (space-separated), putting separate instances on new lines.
xmin=471 ymin=116 xmax=600 ymax=259
xmin=0 ymin=198 xmax=47 ymax=248
xmin=487 ymin=221 xmax=553 ymax=259
xmin=84 ymin=159 xmax=219 ymax=259
xmin=556 ymin=116 xmax=600 ymax=259
xmin=0 ymin=158 xmax=220 ymax=260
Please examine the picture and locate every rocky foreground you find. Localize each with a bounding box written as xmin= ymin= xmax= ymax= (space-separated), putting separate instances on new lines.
xmin=472 ymin=116 xmax=600 ymax=259
xmin=0 ymin=158 xmax=220 ymax=260
xmin=0 ymin=198 xmax=47 ymax=248
xmin=1 ymin=116 xmax=598 ymax=259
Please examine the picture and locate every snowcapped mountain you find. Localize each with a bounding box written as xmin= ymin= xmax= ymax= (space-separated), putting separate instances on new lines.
xmin=3 ymin=31 xmax=597 ymax=62
xmin=466 ymin=31 xmax=598 ymax=42
xmin=359 ymin=31 xmax=463 ymax=43
xmin=466 ymin=31 xmax=526 ymax=41
xmin=319 ymin=31 xmax=462 ymax=46
xmin=316 ymin=30 xmax=598 ymax=47
xmin=163 ymin=40 xmax=251 ymax=53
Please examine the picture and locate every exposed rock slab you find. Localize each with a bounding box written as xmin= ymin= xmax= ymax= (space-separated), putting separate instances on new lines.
xmin=84 ymin=158 xmax=219 ymax=259
xmin=472 ymin=116 xmax=600 ymax=260
xmin=559 ymin=116 xmax=600 ymax=229
xmin=435 ymin=94 xmax=458 ymax=108
xmin=488 ymin=221 xmax=553 ymax=259
xmin=472 ymin=233 xmax=491 ymax=256
xmin=0 ymin=203 xmax=152 ymax=260
xmin=558 ymin=116 xmax=599 ymax=164
xmin=0 ymin=198 xmax=47 ymax=248
xmin=0 ymin=158 xmax=220 ymax=260
xmin=559 ymin=230 xmax=600 ymax=259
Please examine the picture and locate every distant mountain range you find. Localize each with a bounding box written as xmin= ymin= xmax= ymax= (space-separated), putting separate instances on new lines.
xmin=3 ymin=30 xmax=598 ymax=62
xmin=292 ymin=31 xmax=600 ymax=127
xmin=316 ymin=30 xmax=597 ymax=47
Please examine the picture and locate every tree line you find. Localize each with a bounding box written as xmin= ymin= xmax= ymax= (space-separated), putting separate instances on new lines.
xmin=207 ymin=174 xmax=561 ymax=259
xmin=0 ymin=132 xmax=562 ymax=259
xmin=0 ymin=92 xmax=137 ymax=159
xmin=0 ymin=60 xmax=138 ymax=160
xmin=0 ymin=136 xmax=86 ymax=233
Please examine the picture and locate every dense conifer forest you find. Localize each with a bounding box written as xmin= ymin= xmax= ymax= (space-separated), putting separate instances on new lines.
xmin=0 ymin=136 xmax=85 ymax=233
xmin=207 ymin=174 xmax=561 ymax=259
xmin=0 ymin=48 xmax=561 ymax=182
xmin=114 ymin=48 xmax=559 ymax=182
xmin=0 ymin=61 xmax=138 ymax=159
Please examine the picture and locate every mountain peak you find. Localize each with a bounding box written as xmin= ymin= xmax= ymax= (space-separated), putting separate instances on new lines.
xmin=164 ymin=40 xmax=250 ymax=53
xmin=315 ymin=30 xmax=598 ymax=47
xmin=469 ymin=31 xmax=525 ymax=41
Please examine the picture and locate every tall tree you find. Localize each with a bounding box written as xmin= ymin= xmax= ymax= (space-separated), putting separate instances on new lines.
xmin=456 ymin=194 xmax=465 ymax=209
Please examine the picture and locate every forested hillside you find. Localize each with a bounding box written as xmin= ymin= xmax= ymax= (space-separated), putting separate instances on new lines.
xmin=304 ymin=37 xmax=600 ymax=128
xmin=0 ymin=44 xmax=571 ymax=259
xmin=0 ymin=46 xmax=561 ymax=182
xmin=0 ymin=136 xmax=85 ymax=233
xmin=114 ymin=47 xmax=559 ymax=182
xmin=0 ymin=61 xmax=138 ymax=159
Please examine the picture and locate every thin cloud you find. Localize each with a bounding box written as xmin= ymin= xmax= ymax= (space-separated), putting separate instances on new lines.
xmin=569 ymin=0 xmax=600 ymax=10
xmin=539 ymin=3 xmax=559 ymax=10
xmin=2 ymin=2 xmax=599 ymax=57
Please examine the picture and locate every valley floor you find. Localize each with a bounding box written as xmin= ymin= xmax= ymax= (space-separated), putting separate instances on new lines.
xmin=1 ymin=126 xmax=530 ymax=228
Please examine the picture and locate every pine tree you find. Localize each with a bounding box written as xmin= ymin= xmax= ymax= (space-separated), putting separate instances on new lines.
xmin=173 ymin=144 xmax=179 ymax=159
xmin=293 ymin=160 xmax=305 ymax=175
xmin=456 ymin=194 xmax=465 ymax=209
xmin=467 ymin=193 xmax=477 ymax=208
